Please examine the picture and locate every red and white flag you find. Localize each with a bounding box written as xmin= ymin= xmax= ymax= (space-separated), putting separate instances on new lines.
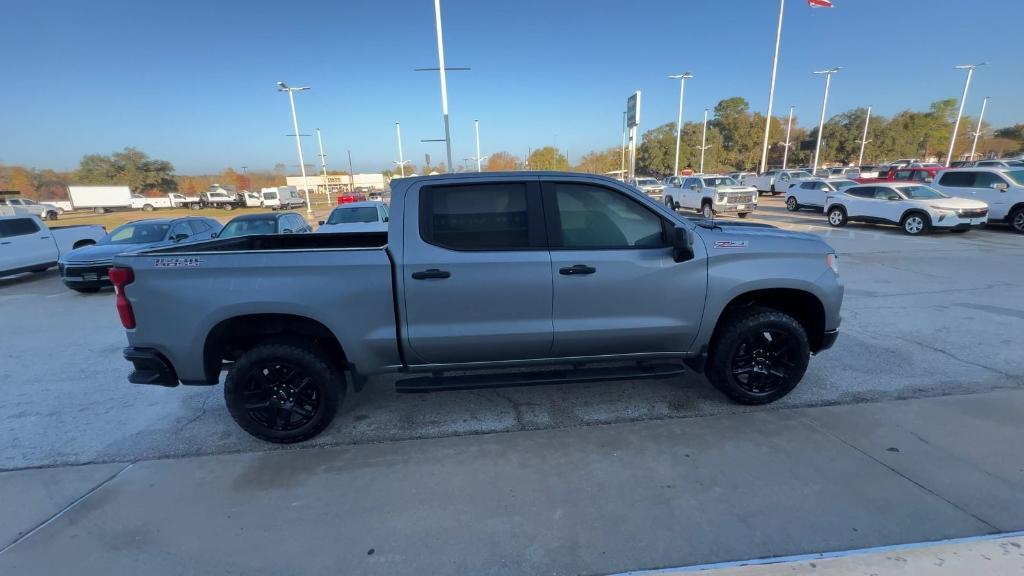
xmin=808 ymin=0 xmax=834 ymax=7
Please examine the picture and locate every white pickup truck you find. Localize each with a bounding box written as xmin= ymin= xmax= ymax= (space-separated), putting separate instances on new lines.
xmin=129 ymin=194 xmax=174 ymax=211
xmin=0 ymin=213 xmax=105 ymax=278
xmin=742 ymin=170 xmax=813 ymax=195
xmin=663 ymin=174 xmax=758 ymax=218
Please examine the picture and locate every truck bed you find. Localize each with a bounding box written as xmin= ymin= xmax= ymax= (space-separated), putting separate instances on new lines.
xmin=148 ymin=231 xmax=388 ymax=254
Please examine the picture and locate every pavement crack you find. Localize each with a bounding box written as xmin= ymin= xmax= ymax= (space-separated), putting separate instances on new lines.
xmin=798 ymin=414 xmax=1000 ymax=533
xmin=176 ymin=394 xmax=212 ymax=433
xmin=0 ymin=462 xmax=134 ymax=556
xmin=845 ymin=325 xmax=1018 ymax=380
xmin=489 ymin=390 xmax=526 ymax=431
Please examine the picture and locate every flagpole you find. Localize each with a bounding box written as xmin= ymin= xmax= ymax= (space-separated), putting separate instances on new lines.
xmin=758 ymin=0 xmax=785 ymax=174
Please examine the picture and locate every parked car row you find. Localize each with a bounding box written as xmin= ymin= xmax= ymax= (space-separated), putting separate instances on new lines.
xmin=782 ymin=166 xmax=1024 ymax=235
xmin=0 ymin=212 xmax=105 ymax=279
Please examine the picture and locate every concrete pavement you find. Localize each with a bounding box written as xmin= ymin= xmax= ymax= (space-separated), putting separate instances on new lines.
xmin=2 ymin=389 xmax=1023 ymax=575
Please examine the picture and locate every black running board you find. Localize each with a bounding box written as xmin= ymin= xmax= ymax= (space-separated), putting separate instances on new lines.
xmin=394 ymin=363 xmax=686 ymax=393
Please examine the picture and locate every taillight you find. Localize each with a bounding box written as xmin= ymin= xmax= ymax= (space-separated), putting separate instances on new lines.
xmin=109 ymin=266 xmax=136 ymax=329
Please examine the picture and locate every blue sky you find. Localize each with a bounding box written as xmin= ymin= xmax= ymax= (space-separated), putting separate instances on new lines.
xmin=4 ymin=0 xmax=1022 ymax=174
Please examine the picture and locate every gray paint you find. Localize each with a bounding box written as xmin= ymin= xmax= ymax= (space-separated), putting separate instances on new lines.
xmin=114 ymin=172 xmax=842 ymax=383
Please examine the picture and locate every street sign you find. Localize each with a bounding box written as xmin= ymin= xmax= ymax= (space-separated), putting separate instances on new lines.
xmin=627 ymin=91 xmax=641 ymax=128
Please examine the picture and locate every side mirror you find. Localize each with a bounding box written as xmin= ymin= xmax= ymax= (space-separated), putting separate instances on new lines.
xmin=993 ymin=182 xmax=1009 ymax=191
xmin=690 ymin=185 xmax=699 ymax=191
xmin=672 ymin=226 xmax=695 ymax=263
xmin=210 ymin=232 xmax=219 ymax=238
xmin=383 ymin=216 xmax=389 ymax=222
xmin=318 ymin=220 xmax=325 ymax=225
xmin=888 ymin=195 xmax=901 ymax=201
xmin=281 ymin=228 xmax=293 ymax=234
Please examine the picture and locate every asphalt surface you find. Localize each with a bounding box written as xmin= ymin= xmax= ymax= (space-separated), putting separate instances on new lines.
xmin=2 ymin=196 xmax=1023 ymax=471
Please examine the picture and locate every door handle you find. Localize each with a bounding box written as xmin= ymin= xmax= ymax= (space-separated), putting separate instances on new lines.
xmin=0 ymin=241 xmax=11 ymax=245
xmin=411 ymin=268 xmax=451 ymax=280
xmin=39 ymin=236 xmax=50 ymax=239
xmin=559 ymin=264 xmax=596 ymax=276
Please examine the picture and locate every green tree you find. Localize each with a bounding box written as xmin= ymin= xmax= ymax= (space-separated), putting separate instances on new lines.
xmin=76 ymin=147 xmax=176 ymax=192
xmin=527 ymin=147 xmax=569 ymax=171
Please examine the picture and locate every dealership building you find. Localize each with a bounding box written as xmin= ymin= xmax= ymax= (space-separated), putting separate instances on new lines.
xmin=285 ymin=173 xmax=386 ymax=194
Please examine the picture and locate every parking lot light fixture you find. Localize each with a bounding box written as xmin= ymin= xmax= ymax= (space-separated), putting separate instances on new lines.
xmin=277 ymin=82 xmax=313 ymax=214
xmin=394 ymin=122 xmax=409 ymax=178
xmin=812 ymin=67 xmax=840 ymax=173
xmin=668 ymin=72 xmax=693 ymax=176
xmin=946 ymin=63 xmax=986 ymax=166
xmin=857 ymin=105 xmax=872 ymax=167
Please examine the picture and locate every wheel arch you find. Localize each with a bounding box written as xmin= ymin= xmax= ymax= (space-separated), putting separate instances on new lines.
xmin=71 ymin=239 xmax=96 ymax=249
xmin=711 ymin=288 xmax=827 ymax=356
xmin=203 ymin=313 xmax=351 ymax=388
xmin=900 ymin=208 xmax=932 ymax=226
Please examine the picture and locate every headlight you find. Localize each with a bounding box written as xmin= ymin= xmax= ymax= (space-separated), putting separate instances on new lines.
xmin=826 ymin=253 xmax=839 ymax=275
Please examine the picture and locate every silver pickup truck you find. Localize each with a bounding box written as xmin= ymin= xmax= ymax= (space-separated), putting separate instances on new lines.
xmin=112 ymin=172 xmax=843 ymax=443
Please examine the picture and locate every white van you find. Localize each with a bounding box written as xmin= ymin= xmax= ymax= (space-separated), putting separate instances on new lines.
xmin=260 ymin=186 xmax=304 ymax=210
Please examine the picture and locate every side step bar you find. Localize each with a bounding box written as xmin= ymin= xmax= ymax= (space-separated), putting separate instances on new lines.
xmin=395 ymin=363 xmax=686 ymax=393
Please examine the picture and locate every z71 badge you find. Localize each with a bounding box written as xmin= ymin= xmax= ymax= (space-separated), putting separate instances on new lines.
xmin=154 ymin=257 xmax=202 ymax=268
xmin=714 ymin=240 xmax=749 ymax=249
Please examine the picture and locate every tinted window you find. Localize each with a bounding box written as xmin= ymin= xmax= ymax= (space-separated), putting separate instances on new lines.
xmin=553 ymin=183 xmax=665 ymax=249
xmin=220 ymin=218 xmax=277 ymax=238
xmin=910 ymin=170 xmax=932 ymax=182
xmin=422 ymin=183 xmax=531 ymax=250
xmin=874 ymin=187 xmax=900 ymax=200
xmin=702 ymin=177 xmax=738 ymax=187
xmin=683 ymin=178 xmax=699 ymax=188
xmin=847 ymin=187 xmax=876 ymax=198
xmin=0 ymin=218 xmax=40 ymax=237
xmin=328 ymin=207 xmax=379 ymax=224
xmin=973 ymin=172 xmax=1007 ymax=187
xmin=801 ymin=182 xmax=815 ymax=190
xmin=894 ymin=170 xmax=913 ymax=180
xmin=169 ymin=222 xmax=192 ymax=239
xmin=189 ymin=220 xmax=211 ymax=234
xmin=938 ymin=172 xmax=974 ymax=187
xmin=1004 ymin=170 xmax=1024 ymax=186
xmin=105 ymin=222 xmax=171 ymax=244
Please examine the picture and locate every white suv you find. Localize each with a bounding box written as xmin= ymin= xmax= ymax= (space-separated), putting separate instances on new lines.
xmin=664 ymin=174 xmax=757 ymax=218
xmin=931 ymin=167 xmax=1024 ymax=234
xmin=825 ymin=183 xmax=988 ymax=235
xmin=786 ymin=178 xmax=858 ymax=212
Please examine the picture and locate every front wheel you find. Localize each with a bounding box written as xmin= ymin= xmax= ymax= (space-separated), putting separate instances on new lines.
xmin=1010 ymin=207 xmax=1024 ymax=234
xmin=46 ymin=211 xmax=59 ymax=221
xmin=786 ymin=197 xmax=800 ymax=211
xmin=737 ymin=212 xmax=749 ymax=219
xmin=224 ymin=342 xmax=344 ymax=443
xmin=223 ymin=204 xmax=234 ymax=211
xmin=827 ymin=206 xmax=847 ymax=227
xmin=665 ymin=196 xmax=675 ymax=211
xmin=706 ymin=308 xmax=810 ymax=404
xmin=701 ymin=203 xmax=714 ymax=219
xmin=901 ymin=212 xmax=930 ymax=235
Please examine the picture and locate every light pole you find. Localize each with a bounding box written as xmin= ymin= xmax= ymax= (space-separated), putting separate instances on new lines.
xmin=668 ymin=72 xmax=693 ymax=176
xmin=316 ymin=128 xmax=330 ymax=196
xmin=857 ymin=106 xmax=872 ymax=167
xmin=347 ymin=150 xmax=355 ymax=193
xmin=434 ymin=0 xmax=452 ymax=169
xmin=394 ymin=122 xmax=410 ymax=177
xmin=277 ymin=81 xmax=312 ymax=214
xmin=969 ymin=96 xmax=990 ymax=161
xmin=697 ymin=108 xmax=711 ymax=174
xmin=946 ymin=63 xmax=985 ymax=166
xmin=812 ymin=67 xmax=840 ymax=173
xmin=474 ymin=119 xmax=484 ymax=172
xmin=759 ymin=0 xmax=785 ymax=174
xmin=781 ymin=106 xmax=794 ymax=169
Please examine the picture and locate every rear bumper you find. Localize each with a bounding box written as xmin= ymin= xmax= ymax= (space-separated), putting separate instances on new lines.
xmin=124 ymin=347 xmax=180 ymax=387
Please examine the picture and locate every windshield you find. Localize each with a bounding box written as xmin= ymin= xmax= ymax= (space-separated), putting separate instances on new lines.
xmin=327 ymin=207 xmax=379 ymax=224
xmin=219 ymin=218 xmax=277 ymax=238
xmin=1004 ymin=170 xmax=1024 ymax=185
xmin=895 ymin=185 xmax=948 ymax=199
xmin=703 ymin=177 xmax=739 ymax=187
xmin=103 ymin=222 xmax=170 ymax=244
xmin=636 ymin=179 xmax=658 ymax=186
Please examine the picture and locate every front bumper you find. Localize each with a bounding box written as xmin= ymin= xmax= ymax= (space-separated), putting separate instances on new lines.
xmin=124 ymin=347 xmax=180 ymax=387
xmin=60 ymin=262 xmax=113 ymax=288
xmin=713 ymin=203 xmax=757 ymax=213
xmin=933 ymin=213 xmax=988 ymax=229
xmin=818 ymin=329 xmax=839 ymax=352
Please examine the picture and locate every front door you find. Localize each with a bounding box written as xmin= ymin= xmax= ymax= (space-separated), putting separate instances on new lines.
xmin=0 ymin=217 xmax=52 ymax=271
xmin=543 ymin=180 xmax=707 ymax=357
xmin=968 ymin=171 xmax=1012 ymax=220
xmin=402 ymin=180 xmax=553 ymax=364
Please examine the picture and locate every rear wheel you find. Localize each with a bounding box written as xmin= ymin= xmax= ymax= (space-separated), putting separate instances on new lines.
xmin=190 ymin=203 xmax=201 ymax=210
xmin=901 ymin=212 xmax=930 ymax=235
xmin=93 ymin=207 xmax=106 ymax=214
xmin=223 ymin=204 xmax=234 ymax=211
xmin=1010 ymin=207 xmax=1024 ymax=234
xmin=46 ymin=211 xmax=59 ymax=221
xmin=706 ymin=308 xmax=810 ymax=405
xmin=224 ymin=342 xmax=344 ymax=443
xmin=701 ymin=202 xmax=714 ymax=219
xmin=737 ymin=212 xmax=749 ymax=219
xmin=665 ymin=196 xmax=675 ymax=211
xmin=786 ymin=196 xmax=800 ymax=211
xmin=827 ymin=206 xmax=847 ymax=227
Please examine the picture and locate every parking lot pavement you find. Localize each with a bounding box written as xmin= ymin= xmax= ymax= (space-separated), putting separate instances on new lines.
xmin=1 ymin=195 xmax=1022 ymax=471
xmin=2 ymin=390 xmax=1023 ymax=575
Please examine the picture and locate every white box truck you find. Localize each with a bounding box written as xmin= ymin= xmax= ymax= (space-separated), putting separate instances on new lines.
xmin=68 ymin=186 xmax=132 ymax=213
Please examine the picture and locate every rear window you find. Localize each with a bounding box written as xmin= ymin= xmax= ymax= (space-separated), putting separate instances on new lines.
xmin=327 ymin=207 xmax=379 ymax=224
xmin=220 ymin=218 xmax=277 ymax=238
xmin=104 ymin=222 xmax=170 ymax=244
xmin=938 ymin=172 xmax=974 ymax=187
xmin=421 ymin=183 xmax=533 ymax=250
xmin=0 ymin=218 xmax=40 ymax=238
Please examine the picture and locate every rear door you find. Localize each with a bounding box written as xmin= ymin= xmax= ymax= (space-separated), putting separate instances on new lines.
xmin=402 ymin=180 xmax=553 ymax=364
xmin=842 ymin=186 xmax=875 ymax=219
xmin=0 ymin=217 xmax=55 ymax=272
xmin=969 ymin=171 xmax=1012 ymax=219
xmin=543 ymin=180 xmax=707 ymax=357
